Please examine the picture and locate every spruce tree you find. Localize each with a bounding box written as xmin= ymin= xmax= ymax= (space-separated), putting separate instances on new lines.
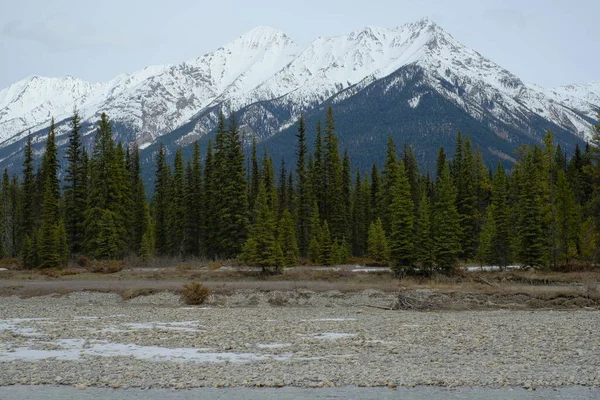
xmin=296 ymin=114 xmax=312 ymax=257
xmin=317 ymin=220 xmax=335 ymax=266
xmin=323 ymin=107 xmax=345 ymax=240
xmin=37 ymin=121 xmax=66 ymax=268
xmin=516 ymin=150 xmax=546 ymax=268
xmin=555 ymin=170 xmax=579 ymax=266
xmin=489 ymin=164 xmax=512 ymax=269
xmin=63 ymin=109 xmax=86 ymax=254
xmin=249 ymin=135 xmax=260 ymax=215
xmin=381 ymin=137 xmax=400 ymax=233
xmin=153 ymin=143 xmax=171 ymax=257
xmin=129 ymin=145 xmax=147 ymax=255
xmin=367 ymin=218 xmax=388 ymax=262
xmin=278 ymin=209 xmax=299 ymax=267
xmin=21 ymin=134 xmax=36 ymax=242
xmin=432 ymin=162 xmax=461 ymax=272
xmin=241 ymin=181 xmax=282 ymax=273
xmin=388 ymin=163 xmax=415 ymax=273
xmin=84 ymin=113 xmax=126 ymax=259
xmin=216 ymin=113 xmax=248 ymax=257
xmin=414 ymin=192 xmax=434 ymax=270
xmin=168 ymin=148 xmax=186 ymax=256
xmin=184 ymin=142 xmax=202 ymax=257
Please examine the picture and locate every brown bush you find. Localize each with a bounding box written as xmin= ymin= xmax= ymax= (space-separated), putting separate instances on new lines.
xmin=88 ymin=260 xmax=125 ymax=274
xmin=76 ymin=256 xmax=92 ymax=269
xmin=41 ymin=268 xmax=63 ymax=278
xmin=267 ymin=292 xmax=288 ymax=306
xmin=182 ymin=282 xmax=210 ymax=305
xmin=0 ymin=258 xmax=20 ymax=271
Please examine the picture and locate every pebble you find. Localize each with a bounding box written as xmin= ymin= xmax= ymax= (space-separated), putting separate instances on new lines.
xmin=0 ymin=292 xmax=598 ymax=389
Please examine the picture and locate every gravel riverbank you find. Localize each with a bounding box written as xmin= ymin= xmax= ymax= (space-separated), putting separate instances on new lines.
xmin=1 ymin=291 xmax=599 ymax=389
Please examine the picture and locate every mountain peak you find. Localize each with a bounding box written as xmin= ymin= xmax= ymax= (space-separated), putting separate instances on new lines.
xmin=233 ymin=26 xmax=293 ymax=48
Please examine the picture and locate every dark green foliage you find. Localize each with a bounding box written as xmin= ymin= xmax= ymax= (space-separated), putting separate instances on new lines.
xmin=432 ymin=162 xmax=461 ymax=272
xmin=215 ymin=113 xmax=249 ymax=258
xmin=37 ymin=121 xmax=66 ymax=268
xmin=168 ymin=148 xmax=186 ymax=256
xmin=278 ymin=209 xmax=299 ymax=267
xmin=241 ymin=182 xmax=282 ymax=272
xmin=367 ymin=218 xmax=388 ymax=262
xmin=184 ymin=142 xmax=202 ymax=257
xmin=64 ymin=110 xmax=86 ymax=254
xmin=84 ymin=113 xmax=128 ymax=259
xmin=388 ymin=163 xmax=415 ymax=273
xmin=317 ymin=220 xmax=334 ymax=266
xmin=153 ymin=143 xmax=171 ymax=256
xmin=414 ymin=193 xmax=434 ymax=270
xmin=6 ymin=107 xmax=595 ymax=274
xmin=323 ymin=107 xmax=346 ymax=241
xmin=350 ymin=171 xmax=369 ymax=256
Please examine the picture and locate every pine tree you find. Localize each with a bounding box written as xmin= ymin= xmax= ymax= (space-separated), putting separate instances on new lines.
xmin=323 ymin=107 xmax=345 ymax=240
xmin=278 ymin=210 xmax=299 ymax=267
xmin=241 ymin=182 xmax=282 ymax=273
xmin=184 ymin=142 xmax=202 ymax=257
xmin=489 ymin=164 xmax=512 ymax=269
xmin=342 ymin=151 xmax=352 ymax=240
xmin=432 ymin=162 xmax=461 ymax=272
xmin=456 ymin=136 xmax=478 ymax=259
xmin=153 ymin=143 xmax=171 ymax=257
xmin=317 ymin=220 xmax=335 ymax=266
xmin=63 ymin=109 xmax=86 ymax=254
xmin=555 ymin=170 xmax=579 ymax=267
xmin=140 ymin=204 xmax=155 ymax=263
xmin=168 ymin=148 xmax=186 ymax=256
xmin=350 ymin=171 xmax=369 ymax=256
xmin=516 ymin=149 xmax=546 ymax=268
xmin=370 ymin=164 xmax=382 ymax=223
xmin=249 ymin=135 xmax=260 ymax=215
xmin=367 ymin=218 xmax=388 ymax=262
xmin=203 ymin=140 xmax=216 ymax=258
xmin=476 ymin=208 xmax=495 ymax=266
xmin=312 ymin=121 xmax=325 ymax=219
xmin=414 ymin=192 xmax=434 ymax=270
xmin=37 ymin=121 xmax=65 ymax=268
xmin=21 ymin=134 xmax=36 ymax=242
xmin=308 ymin=201 xmax=321 ymax=263
xmin=216 ymin=113 xmax=248 ymax=257
xmin=381 ymin=137 xmax=400 ymax=233
xmin=84 ymin=113 xmax=126 ymax=259
xmin=388 ymin=163 xmax=415 ymax=273
xmin=277 ymin=159 xmax=288 ymax=216
xmin=129 ymin=145 xmax=147 ymax=255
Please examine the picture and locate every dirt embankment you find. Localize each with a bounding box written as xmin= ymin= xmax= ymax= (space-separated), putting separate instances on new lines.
xmin=0 ymin=266 xmax=599 ymax=311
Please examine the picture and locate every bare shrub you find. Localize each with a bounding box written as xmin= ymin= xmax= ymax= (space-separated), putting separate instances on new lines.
xmin=267 ymin=292 xmax=288 ymax=306
xmin=122 ymin=288 xmax=160 ymax=300
xmin=0 ymin=258 xmax=20 ymax=271
xmin=76 ymin=256 xmax=91 ymax=269
xmin=182 ymin=282 xmax=210 ymax=305
xmin=88 ymin=260 xmax=125 ymax=274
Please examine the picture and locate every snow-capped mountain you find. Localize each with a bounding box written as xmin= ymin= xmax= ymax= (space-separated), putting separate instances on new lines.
xmin=0 ymin=19 xmax=597 ymax=172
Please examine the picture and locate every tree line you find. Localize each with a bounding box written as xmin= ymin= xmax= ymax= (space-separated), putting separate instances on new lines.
xmin=2 ymin=107 xmax=599 ymax=274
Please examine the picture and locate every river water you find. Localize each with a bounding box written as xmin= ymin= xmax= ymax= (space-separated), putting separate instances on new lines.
xmin=0 ymin=386 xmax=598 ymax=399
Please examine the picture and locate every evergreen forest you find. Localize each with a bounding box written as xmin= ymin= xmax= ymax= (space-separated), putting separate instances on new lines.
xmin=2 ymin=106 xmax=600 ymax=275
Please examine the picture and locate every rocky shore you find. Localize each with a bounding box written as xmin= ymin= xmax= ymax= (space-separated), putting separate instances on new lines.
xmin=1 ymin=291 xmax=599 ymax=389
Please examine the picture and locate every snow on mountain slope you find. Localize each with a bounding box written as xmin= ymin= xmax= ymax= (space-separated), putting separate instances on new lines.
xmin=0 ymin=76 xmax=102 ymax=142
xmin=0 ymin=19 xmax=598 ymax=149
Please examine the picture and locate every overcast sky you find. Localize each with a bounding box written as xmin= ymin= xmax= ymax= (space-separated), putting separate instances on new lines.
xmin=0 ymin=0 xmax=597 ymax=89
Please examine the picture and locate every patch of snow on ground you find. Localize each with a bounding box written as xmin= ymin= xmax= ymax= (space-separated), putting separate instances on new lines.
xmin=299 ymin=333 xmax=357 ymax=340
xmin=256 ymin=343 xmax=291 ymax=349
